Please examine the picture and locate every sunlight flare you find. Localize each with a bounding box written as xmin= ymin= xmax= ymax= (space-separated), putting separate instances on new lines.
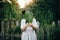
xmin=17 ymin=0 xmax=34 ymax=9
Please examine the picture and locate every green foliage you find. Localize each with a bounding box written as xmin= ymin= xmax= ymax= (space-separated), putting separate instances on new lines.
xmin=4 ymin=2 xmax=21 ymax=20
xmin=15 ymin=27 xmax=21 ymax=34
xmin=30 ymin=0 xmax=54 ymax=24
xmin=3 ymin=0 xmax=58 ymax=40
xmin=38 ymin=23 xmax=56 ymax=40
xmin=25 ymin=10 xmax=34 ymax=23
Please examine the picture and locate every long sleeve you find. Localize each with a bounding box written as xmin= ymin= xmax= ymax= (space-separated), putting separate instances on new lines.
xmin=20 ymin=19 xmax=26 ymax=29
xmin=32 ymin=18 xmax=38 ymax=28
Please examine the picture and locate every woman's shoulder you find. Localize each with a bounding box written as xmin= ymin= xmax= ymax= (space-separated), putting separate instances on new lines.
xmin=21 ymin=18 xmax=26 ymax=21
xmin=33 ymin=18 xmax=36 ymax=20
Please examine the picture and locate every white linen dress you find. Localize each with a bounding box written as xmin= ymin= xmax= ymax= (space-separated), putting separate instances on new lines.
xmin=20 ymin=18 xmax=38 ymax=40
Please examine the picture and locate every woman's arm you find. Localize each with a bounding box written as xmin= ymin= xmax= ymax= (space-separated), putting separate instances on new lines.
xmin=21 ymin=23 xmax=28 ymax=32
xmin=21 ymin=26 xmax=27 ymax=32
xmin=20 ymin=19 xmax=27 ymax=32
xmin=31 ymin=25 xmax=37 ymax=30
xmin=31 ymin=18 xmax=38 ymax=30
xmin=29 ymin=23 xmax=37 ymax=30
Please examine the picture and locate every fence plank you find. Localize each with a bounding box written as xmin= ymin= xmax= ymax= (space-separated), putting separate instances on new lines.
xmin=1 ymin=21 xmax=4 ymax=40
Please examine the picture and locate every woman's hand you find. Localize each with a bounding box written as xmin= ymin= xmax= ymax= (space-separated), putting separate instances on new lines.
xmin=26 ymin=23 xmax=29 ymax=27
xmin=29 ymin=23 xmax=37 ymax=30
xmin=21 ymin=23 xmax=28 ymax=32
xmin=28 ymin=23 xmax=33 ymax=27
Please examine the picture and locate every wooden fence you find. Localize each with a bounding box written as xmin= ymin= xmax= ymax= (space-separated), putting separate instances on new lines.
xmin=0 ymin=20 xmax=21 ymax=40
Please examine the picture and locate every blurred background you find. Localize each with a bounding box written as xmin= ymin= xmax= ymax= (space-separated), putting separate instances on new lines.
xmin=0 ymin=0 xmax=60 ymax=40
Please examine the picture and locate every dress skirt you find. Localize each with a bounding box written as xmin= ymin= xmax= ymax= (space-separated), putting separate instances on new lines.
xmin=21 ymin=27 xmax=37 ymax=40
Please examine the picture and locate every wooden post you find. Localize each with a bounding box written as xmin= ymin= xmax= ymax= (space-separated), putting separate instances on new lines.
xmin=16 ymin=20 xmax=19 ymax=27
xmin=1 ymin=21 xmax=4 ymax=40
xmin=11 ymin=20 xmax=14 ymax=40
xmin=6 ymin=21 xmax=9 ymax=40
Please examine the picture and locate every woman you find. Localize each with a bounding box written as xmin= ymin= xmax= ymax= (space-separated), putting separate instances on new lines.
xmin=20 ymin=10 xmax=38 ymax=40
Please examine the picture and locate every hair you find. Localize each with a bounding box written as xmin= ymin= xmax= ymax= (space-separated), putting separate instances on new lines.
xmin=22 ymin=10 xmax=25 ymax=15
xmin=33 ymin=13 xmax=35 ymax=18
xmin=22 ymin=10 xmax=26 ymax=19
